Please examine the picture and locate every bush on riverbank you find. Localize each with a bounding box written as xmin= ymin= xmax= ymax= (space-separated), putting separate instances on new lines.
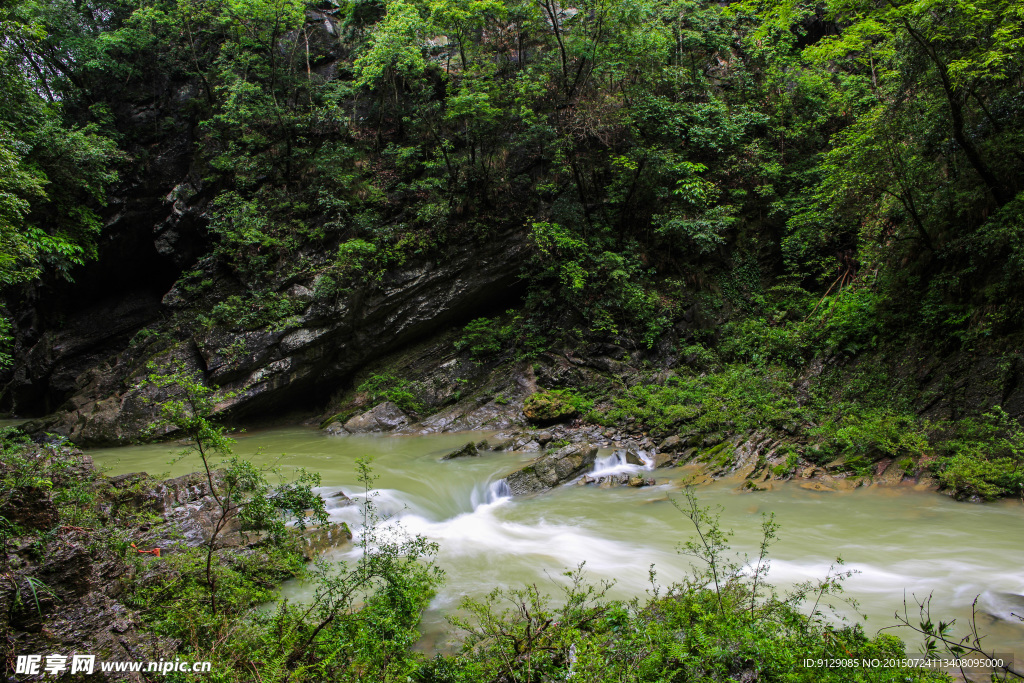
xmin=424 ymin=581 xmax=947 ymax=683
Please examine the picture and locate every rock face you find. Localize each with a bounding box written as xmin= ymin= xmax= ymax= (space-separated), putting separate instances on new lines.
xmin=343 ymin=402 xmax=409 ymax=433
xmin=104 ymin=471 xmax=242 ymax=549
xmin=3 ymin=541 xmax=178 ymax=673
xmin=297 ymin=522 xmax=353 ymax=560
xmin=402 ymin=395 xmax=528 ymax=434
xmin=658 ymin=435 xmax=683 ymax=452
xmin=103 ymin=471 xmax=352 ymax=554
xmin=623 ymin=449 xmax=645 ymax=466
xmin=0 ymin=486 xmax=58 ymax=531
xmin=20 ymin=222 xmax=529 ymax=446
xmin=505 ymin=443 xmax=598 ymax=495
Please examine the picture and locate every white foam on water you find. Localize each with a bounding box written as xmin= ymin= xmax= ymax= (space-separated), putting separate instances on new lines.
xmin=469 ymin=479 xmax=512 ymax=510
xmin=977 ymin=591 xmax=1024 ymax=622
xmin=588 ymin=449 xmax=655 ymax=478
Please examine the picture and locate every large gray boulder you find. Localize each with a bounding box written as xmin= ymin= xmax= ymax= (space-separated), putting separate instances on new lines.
xmin=343 ymin=401 xmax=409 ymax=433
xmin=505 ymin=443 xmax=598 ymax=496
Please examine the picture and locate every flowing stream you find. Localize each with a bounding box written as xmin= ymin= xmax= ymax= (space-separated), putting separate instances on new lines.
xmin=89 ymin=426 xmax=1024 ymax=654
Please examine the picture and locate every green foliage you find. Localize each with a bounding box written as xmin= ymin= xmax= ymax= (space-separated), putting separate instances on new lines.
xmin=357 ymin=372 xmax=423 ymax=413
xmin=124 ymin=542 xmax=307 ymax=646
xmin=453 ymin=317 xmax=509 ymax=358
xmin=355 ymin=0 xmax=429 ymax=88
xmin=0 ymin=4 xmax=122 ymax=366
xmin=146 ymin=362 xmax=328 ymax=614
xmin=934 ymin=408 xmax=1024 ymax=500
xmin=335 ymin=238 xmax=379 ymax=274
xmin=523 ymin=389 xmax=592 ymax=424
xmin=199 ymin=291 xmax=304 ymax=331
xmin=810 ymin=408 xmax=932 ymax=466
xmin=127 ymin=458 xmax=443 ymax=683
xmin=599 ymin=366 xmax=800 ymax=436
xmin=528 ymin=222 xmax=672 ymax=348
xmin=0 ymin=428 xmax=103 ymax=530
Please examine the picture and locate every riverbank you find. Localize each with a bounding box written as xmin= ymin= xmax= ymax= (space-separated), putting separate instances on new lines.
xmin=5 ymin=424 xmax=1022 ymax=681
xmin=90 ymin=426 xmax=1024 ymax=659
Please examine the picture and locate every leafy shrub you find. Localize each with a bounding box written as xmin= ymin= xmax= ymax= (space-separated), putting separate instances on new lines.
xmin=336 ymin=238 xmax=378 ymax=273
xmin=934 ymin=408 xmax=1024 ymax=500
xmin=454 ymin=317 xmax=508 ymax=358
xmin=357 ymin=373 xmax=423 ymax=414
xmin=200 ymin=291 xmax=303 ymax=331
xmin=816 ymin=286 xmax=883 ymax=356
xmin=312 ymin=273 xmax=339 ymax=300
xmin=720 ymin=316 xmax=809 ymax=367
xmin=810 ymin=408 xmax=931 ymax=465
xmin=598 ymin=366 xmax=800 ymax=436
xmin=208 ymin=192 xmax=288 ymax=279
xmin=126 ymin=460 xmax=442 ymax=683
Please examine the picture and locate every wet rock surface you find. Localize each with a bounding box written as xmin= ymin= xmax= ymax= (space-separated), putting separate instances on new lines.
xmin=505 ymin=443 xmax=598 ymax=495
xmin=476 ymin=419 xmax=938 ymax=495
xmin=441 ymin=441 xmax=479 ymax=460
xmin=324 ymin=421 xmax=350 ymax=436
xmin=0 ymin=486 xmax=58 ymax=532
xmin=343 ymin=401 xmax=410 ymax=433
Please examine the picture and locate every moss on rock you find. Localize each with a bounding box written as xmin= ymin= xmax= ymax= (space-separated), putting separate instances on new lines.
xmin=523 ymin=390 xmax=579 ymax=426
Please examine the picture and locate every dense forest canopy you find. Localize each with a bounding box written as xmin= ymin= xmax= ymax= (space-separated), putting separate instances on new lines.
xmin=1 ymin=0 xmax=1021 ymax=343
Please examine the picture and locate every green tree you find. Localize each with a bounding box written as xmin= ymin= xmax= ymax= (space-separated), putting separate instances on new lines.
xmin=146 ymin=362 xmax=328 ymax=615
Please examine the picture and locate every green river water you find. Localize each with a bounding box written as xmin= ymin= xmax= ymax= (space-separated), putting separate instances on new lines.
xmin=88 ymin=426 xmax=1024 ymax=655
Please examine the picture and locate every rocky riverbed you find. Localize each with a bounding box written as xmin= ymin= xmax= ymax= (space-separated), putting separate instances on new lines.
xmin=326 ymin=395 xmax=943 ymax=496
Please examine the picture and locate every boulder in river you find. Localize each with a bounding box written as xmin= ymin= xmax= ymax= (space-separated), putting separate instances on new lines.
xmin=343 ymin=401 xmax=410 ymax=433
xmin=442 ymin=442 xmax=479 ymax=460
xmin=298 ymin=522 xmax=353 ymax=560
xmin=652 ymin=451 xmax=676 ymax=468
xmin=623 ymin=449 xmax=645 ymax=466
xmin=505 ymin=443 xmax=598 ymax=495
xmin=324 ymin=421 xmax=350 ymax=436
xmin=328 ymin=489 xmax=354 ymax=506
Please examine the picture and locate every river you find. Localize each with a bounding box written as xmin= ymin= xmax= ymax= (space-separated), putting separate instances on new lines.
xmin=88 ymin=426 xmax=1024 ymax=655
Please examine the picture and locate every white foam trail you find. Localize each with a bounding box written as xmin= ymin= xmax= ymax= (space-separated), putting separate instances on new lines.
xmin=394 ymin=506 xmax=678 ymax=585
xmin=589 ymin=449 xmax=654 ymax=478
xmin=470 ymin=479 xmax=511 ymax=509
xmin=322 ymin=487 xmax=427 ymax=528
xmin=978 ymin=591 xmax=1024 ymax=622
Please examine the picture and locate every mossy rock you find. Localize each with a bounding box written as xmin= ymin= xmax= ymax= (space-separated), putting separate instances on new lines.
xmin=523 ymin=391 xmax=578 ymax=426
xmin=319 ymin=410 xmax=358 ymax=430
xmin=442 ymin=442 xmax=479 ymax=460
